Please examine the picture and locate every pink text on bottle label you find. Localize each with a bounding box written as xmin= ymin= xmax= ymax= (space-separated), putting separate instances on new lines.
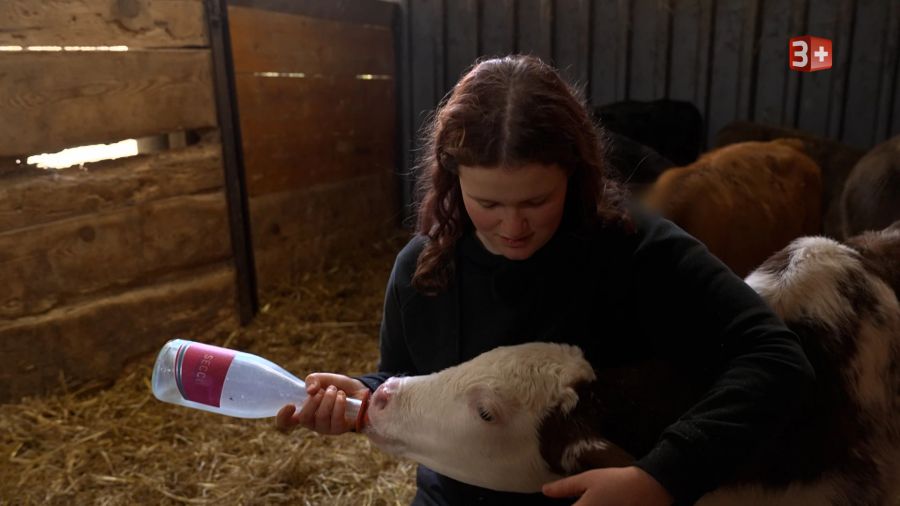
xmin=176 ymin=343 xmax=236 ymax=407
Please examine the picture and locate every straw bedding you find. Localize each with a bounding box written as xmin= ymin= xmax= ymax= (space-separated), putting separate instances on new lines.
xmin=0 ymin=233 xmax=416 ymax=505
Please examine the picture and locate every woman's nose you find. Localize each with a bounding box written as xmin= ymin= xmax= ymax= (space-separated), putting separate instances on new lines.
xmin=500 ymin=210 xmax=528 ymax=237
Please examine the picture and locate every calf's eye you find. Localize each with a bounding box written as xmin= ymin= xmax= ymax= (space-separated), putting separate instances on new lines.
xmin=477 ymin=406 xmax=494 ymax=422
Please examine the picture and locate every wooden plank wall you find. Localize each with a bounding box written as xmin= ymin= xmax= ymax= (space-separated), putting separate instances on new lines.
xmin=226 ymin=0 xmax=400 ymax=291
xmin=394 ymin=0 xmax=900 ymax=208
xmin=0 ymin=0 xmax=237 ymax=402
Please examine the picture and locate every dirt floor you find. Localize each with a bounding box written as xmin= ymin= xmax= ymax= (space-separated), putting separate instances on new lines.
xmin=0 ymin=233 xmax=416 ymax=505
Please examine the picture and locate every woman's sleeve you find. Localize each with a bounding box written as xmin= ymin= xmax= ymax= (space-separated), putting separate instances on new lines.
xmin=628 ymin=215 xmax=816 ymax=504
xmin=356 ymin=247 xmax=419 ymax=392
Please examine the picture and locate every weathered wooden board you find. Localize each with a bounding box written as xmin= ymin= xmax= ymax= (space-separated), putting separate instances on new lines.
xmin=0 ymin=192 xmax=232 ymax=320
xmin=445 ymin=0 xmax=478 ymax=89
xmin=752 ymin=0 xmax=792 ymax=125
xmin=591 ymin=0 xmax=630 ymax=106
xmin=0 ymin=142 xmax=223 ymax=232
xmin=842 ymin=0 xmax=893 ymax=147
xmin=796 ymin=0 xmax=850 ymax=137
xmin=228 ymin=5 xmax=394 ymax=76
xmin=0 ymin=50 xmax=217 ymax=157
xmin=0 ymin=263 xmax=237 ymax=403
xmin=629 ymin=0 xmax=667 ymax=100
xmin=409 ymin=0 xmax=444 ymax=138
xmin=668 ymin=0 xmax=714 ymax=127
xmin=706 ymin=0 xmax=750 ymax=143
xmin=480 ymin=0 xmax=515 ymax=57
xmin=554 ymin=0 xmax=591 ymax=90
xmin=234 ymin=74 xmax=395 ymax=197
xmin=875 ymin=0 xmax=899 ymax=140
xmin=228 ymin=0 xmax=396 ymax=27
xmin=250 ymin=172 xmax=399 ymax=290
xmin=517 ymin=0 xmax=553 ymax=64
xmin=0 ymin=0 xmax=207 ymax=48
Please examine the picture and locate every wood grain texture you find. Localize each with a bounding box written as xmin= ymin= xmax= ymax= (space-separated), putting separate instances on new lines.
xmin=0 ymin=0 xmax=207 ymax=48
xmin=445 ymin=0 xmax=478 ymax=89
xmin=250 ymin=172 xmax=400 ymax=290
xmin=0 ymin=50 xmax=217 ymax=157
xmin=480 ymin=0 xmax=515 ymax=57
xmin=591 ymin=0 xmax=630 ymax=105
xmin=842 ymin=0 xmax=892 ymax=147
xmin=0 ymin=141 xmax=224 ymax=232
xmin=234 ymin=73 xmax=395 ymax=197
xmin=228 ymin=5 xmax=394 ymax=76
xmin=517 ymin=0 xmax=554 ymax=64
xmin=0 ymin=263 xmax=238 ymax=403
xmin=554 ymin=0 xmax=591 ymax=90
xmin=753 ymin=0 xmax=793 ymax=125
xmin=0 ymin=191 xmax=232 ymax=320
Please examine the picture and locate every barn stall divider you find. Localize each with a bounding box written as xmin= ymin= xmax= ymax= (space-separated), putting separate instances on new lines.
xmin=0 ymin=0 xmax=402 ymax=404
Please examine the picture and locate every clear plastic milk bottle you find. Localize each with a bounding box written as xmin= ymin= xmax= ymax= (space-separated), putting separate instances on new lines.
xmin=151 ymin=339 xmax=367 ymax=430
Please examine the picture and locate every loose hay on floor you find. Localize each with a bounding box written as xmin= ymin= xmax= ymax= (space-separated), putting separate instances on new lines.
xmin=0 ymin=234 xmax=416 ymax=505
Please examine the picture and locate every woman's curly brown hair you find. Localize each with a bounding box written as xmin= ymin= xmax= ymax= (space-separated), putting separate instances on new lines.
xmin=412 ymin=55 xmax=632 ymax=294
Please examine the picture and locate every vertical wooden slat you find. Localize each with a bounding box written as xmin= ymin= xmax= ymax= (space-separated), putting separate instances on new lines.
xmin=554 ymin=0 xmax=591 ymax=89
xmin=736 ymin=0 xmax=761 ymax=118
xmin=668 ymin=0 xmax=702 ymax=103
xmin=875 ymin=0 xmax=900 ymax=141
xmin=445 ymin=0 xmax=478 ymax=89
xmin=783 ymin=0 xmax=808 ymax=128
xmin=696 ymin=0 xmax=715 ymax=144
xmin=654 ymin=0 xmax=672 ymax=98
xmin=591 ymin=0 xmax=630 ymax=105
xmin=409 ymin=0 xmax=443 ymax=140
xmin=629 ymin=0 xmax=664 ymax=100
xmin=754 ymin=0 xmax=795 ymax=125
xmin=394 ymin=0 xmax=416 ymax=224
xmin=480 ymin=0 xmax=515 ymax=58
xmin=706 ymin=0 xmax=745 ymax=143
xmin=797 ymin=0 xmax=842 ymax=136
xmin=517 ymin=0 xmax=554 ymax=64
xmin=209 ymin=0 xmax=258 ymax=324
xmin=826 ymin=0 xmax=856 ymax=139
xmin=842 ymin=0 xmax=888 ymax=147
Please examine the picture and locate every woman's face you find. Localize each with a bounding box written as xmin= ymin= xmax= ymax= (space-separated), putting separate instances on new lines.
xmin=458 ymin=163 xmax=568 ymax=260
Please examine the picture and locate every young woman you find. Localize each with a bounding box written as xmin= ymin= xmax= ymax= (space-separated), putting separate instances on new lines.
xmin=276 ymin=55 xmax=815 ymax=506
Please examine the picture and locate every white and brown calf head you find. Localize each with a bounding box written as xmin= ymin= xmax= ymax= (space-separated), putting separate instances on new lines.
xmin=363 ymin=342 xmax=601 ymax=493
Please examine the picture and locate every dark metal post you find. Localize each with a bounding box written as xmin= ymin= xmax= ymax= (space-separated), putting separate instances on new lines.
xmin=204 ymin=0 xmax=259 ymax=324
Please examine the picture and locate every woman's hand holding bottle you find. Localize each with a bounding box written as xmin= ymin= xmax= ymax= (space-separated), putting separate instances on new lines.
xmin=276 ymin=373 xmax=369 ymax=435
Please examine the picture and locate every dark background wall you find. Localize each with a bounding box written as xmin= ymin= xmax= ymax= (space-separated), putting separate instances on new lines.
xmin=390 ymin=0 xmax=900 ymax=215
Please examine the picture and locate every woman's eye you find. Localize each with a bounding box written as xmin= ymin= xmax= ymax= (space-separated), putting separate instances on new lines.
xmin=479 ymin=202 xmax=497 ymax=209
xmin=477 ymin=407 xmax=494 ymax=422
xmin=526 ymin=199 xmax=546 ymax=207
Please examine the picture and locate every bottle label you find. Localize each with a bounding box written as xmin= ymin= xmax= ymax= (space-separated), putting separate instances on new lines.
xmin=175 ymin=342 xmax=236 ymax=407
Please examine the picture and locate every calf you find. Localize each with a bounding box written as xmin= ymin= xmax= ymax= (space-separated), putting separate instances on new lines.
xmin=715 ymin=121 xmax=866 ymax=239
xmin=643 ymin=139 xmax=822 ymax=277
xmin=364 ymin=223 xmax=900 ymax=505
xmin=840 ymin=135 xmax=900 ymax=239
xmin=594 ymin=99 xmax=703 ymax=166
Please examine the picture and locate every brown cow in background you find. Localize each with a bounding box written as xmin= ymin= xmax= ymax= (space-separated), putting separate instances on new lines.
xmin=716 ymin=121 xmax=866 ymax=239
xmin=643 ymin=139 xmax=822 ymax=277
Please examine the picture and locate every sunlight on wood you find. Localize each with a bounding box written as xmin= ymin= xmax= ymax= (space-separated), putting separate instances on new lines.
xmin=27 ymin=140 xmax=139 ymax=169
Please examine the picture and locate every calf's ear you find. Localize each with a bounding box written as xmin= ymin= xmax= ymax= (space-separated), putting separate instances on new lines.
xmin=561 ymin=438 xmax=635 ymax=475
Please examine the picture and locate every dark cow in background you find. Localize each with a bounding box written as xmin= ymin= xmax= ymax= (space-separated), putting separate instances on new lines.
xmin=594 ymin=99 xmax=704 ymax=166
xmin=601 ymin=129 xmax=674 ymax=190
xmin=363 ymin=222 xmax=900 ymax=505
xmin=840 ymin=134 xmax=900 ymax=238
xmin=716 ymin=121 xmax=867 ymax=239
xmin=642 ymin=139 xmax=822 ymax=277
